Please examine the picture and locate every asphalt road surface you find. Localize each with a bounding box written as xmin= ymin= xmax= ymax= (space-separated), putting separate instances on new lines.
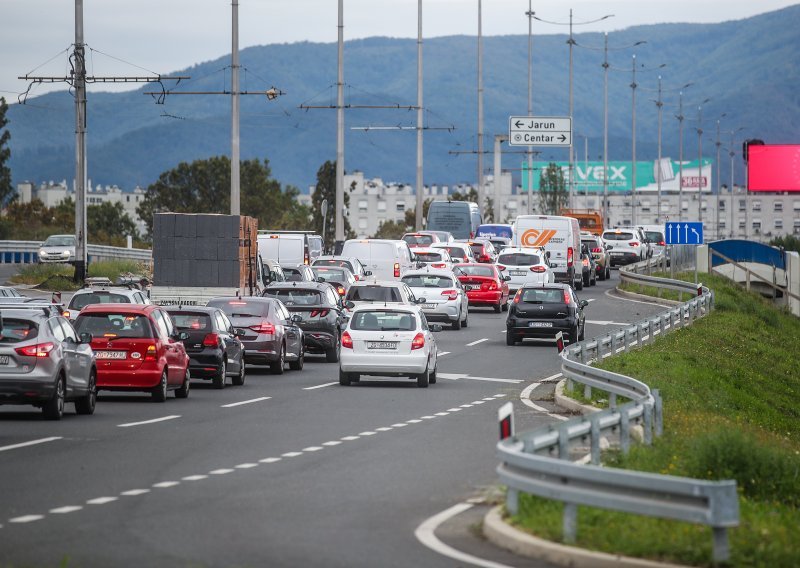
xmin=0 ymin=270 xmax=665 ymax=567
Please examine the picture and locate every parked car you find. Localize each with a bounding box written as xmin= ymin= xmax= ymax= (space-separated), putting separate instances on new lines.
xmin=311 ymin=265 xmax=357 ymax=297
xmin=601 ymin=228 xmax=647 ymax=266
xmin=506 ymin=283 xmax=588 ymax=345
xmin=431 ymin=242 xmax=477 ymax=264
xmin=312 ymin=256 xmax=371 ymax=281
xmin=580 ymin=233 xmax=610 ymax=281
xmin=453 ymin=262 xmax=510 ymax=313
xmin=342 ymin=280 xmax=420 ymax=312
xmin=166 ymin=306 xmax=246 ymax=389
xmin=281 ymin=263 xmax=318 ymax=282
xmin=74 ymin=304 xmax=191 ymax=401
xmin=402 ymin=232 xmax=441 ymax=249
xmin=411 ymin=247 xmax=455 ymax=272
xmin=38 ymin=234 xmax=76 ymax=264
xmin=401 ymin=268 xmax=469 ymax=330
xmin=580 ymin=244 xmax=597 ymax=287
xmin=65 ymin=284 xmax=151 ymax=321
xmin=207 ymin=296 xmax=303 ymax=374
xmin=262 ymin=282 xmax=345 ymax=363
xmin=495 ymin=247 xmax=554 ymax=296
xmin=339 ymin=305 xmax=439 ymax=388
xmin=0 ymin=303 xmax=97 ymax=419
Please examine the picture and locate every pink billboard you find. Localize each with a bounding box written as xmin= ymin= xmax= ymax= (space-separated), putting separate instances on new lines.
xmin=748 ymin=144 xmax=800 ymax=192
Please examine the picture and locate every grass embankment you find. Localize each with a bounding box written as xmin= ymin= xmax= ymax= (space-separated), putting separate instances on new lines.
xmin=511 ymin=273 xmax=800 ymax=567
xmin=10 ymin=260 xmax=149 ymax=291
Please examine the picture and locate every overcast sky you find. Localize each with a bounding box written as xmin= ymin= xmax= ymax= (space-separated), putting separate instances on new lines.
xmin=1 ymin=0 xmax=797 ymax=100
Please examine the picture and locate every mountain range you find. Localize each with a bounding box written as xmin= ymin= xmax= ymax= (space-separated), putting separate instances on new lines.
xmin=6 ymin=5 xmax=800 ymax=194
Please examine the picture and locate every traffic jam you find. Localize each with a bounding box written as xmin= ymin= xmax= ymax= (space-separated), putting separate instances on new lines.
xmin=1 ymin=206 xmax=666 ymax=419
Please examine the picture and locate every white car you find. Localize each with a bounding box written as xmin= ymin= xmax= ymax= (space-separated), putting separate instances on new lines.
xmin=412 ymin=247 xmax=455 ymax=272
xmin=496 ymin=247 xmax=554 ymax=295
xmin=400 ymin=268 xmax=469 ymax=330
xmin=65 ymin=284 xmax=152 ymax=321
xmin=38 ymin=234 xmax=76 ymax=264
xmin=602 ymin=228 xmax=647 ymax=266
xmin=342 ymin=280 xmax=419 ymax=312
xmin=636 ymin=224 xmax=667 ymax=258
xmin=431 ymin=242 xmax=476 ymax=264
xmin=339 ymin=305 xmax=439 ymax=388
xmin=312 ymin=256 xmax=371 ymax=281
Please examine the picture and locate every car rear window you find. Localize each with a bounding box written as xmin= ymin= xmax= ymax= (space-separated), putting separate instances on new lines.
xmin=520 ymin=288 xmax=566 ymax=304
xmin=455 ymin=265 xmax=494 ymax=277
xmin=403 ymin=234 xmax=434 ymax=246
xmin=209 ymin=299 xmax=272 ymax=318
xmin=581 ymin=240 xmax=598 ymax=249
xmin=314 ymin=259 xmax=353 ymax=271
xmin=283 ymin=268 xmax=303 ymax=281
xmin=75 ymin=313 xmax=154 ymax=338
xmin=263 ymin=288 xmax=323 ymax=306
xmin=414 ymin=251 xmax=444 ymax=262
xmin=401 ymin=275 xmax=453 ymax=288
xmin=313 ymin=267 xmax=347 ymax=281
xmin=498 ymin=253 xmax=541 ymax=266
xmin=645 ymin=231 xmax=665 ymax=243
xmin=441 ymin=246 xmax=468 ymax=259
xmin=350 ymin=311 xmax=416 ymax=331
xmin=169 ymin=312 xmax=213 ymax=331
xmin=603 ymin=232 xmax=635 ymax=241
xmin=346 ymin=286 xmax=402 ymax=303
xmin=0 ymin=319 xmax=39 ymax=343
xmin=69 ymin=292 xmax=131 ymax=310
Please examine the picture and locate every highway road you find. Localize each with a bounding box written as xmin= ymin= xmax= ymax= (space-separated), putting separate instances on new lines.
xmin=0 ymin=271 xmax=665 ymax=567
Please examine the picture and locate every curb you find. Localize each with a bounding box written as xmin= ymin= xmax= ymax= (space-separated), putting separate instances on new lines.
xmin=553 ymin=378 xmax=598 ymax=416
xmin=612 ymin=286 xmax=682 ymax=307
xmin=482 ymin=505 xmax=688 ymax=568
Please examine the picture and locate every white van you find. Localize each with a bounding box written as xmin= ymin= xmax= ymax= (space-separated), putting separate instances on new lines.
xmin=340 ymin=239 xmax=415 ymax=281
xmin=512 ymin=215 xmax=583 ymax=290
xmin=257 ymin=231 xmax=322 ymax=266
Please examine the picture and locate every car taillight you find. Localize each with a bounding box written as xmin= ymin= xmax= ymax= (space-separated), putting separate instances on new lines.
xmin=15 ymin=342 xmax=55 ymax=358
xmin=304 ymin=252 xmax=310 ymax=265
xmin=337 ymin=286 xmax=345 ymax=296
xmin=513 ymin=289 xmax=522 ymax=304
xmin=629 ymin=241 xmax=640 ymax=247
xmin=394 ymin=262 xmax=400 ymax=278
xmin=431 ymin=263 xmax=446 ymax=268
xmin=480 ymin=281 xmax=498 ymax=291
xmin=202 ymin=333 xmax=220 ymax=348
xmin=250 ymin=321 xmax=276 ymax=335
xmin=441 ymin=289 xmax=459 ymax=301
xmin=530 ymin=266 xmax=546 ymax=273
xmin=591 ymin=247 xmax=602 ymax=253
xmin=563 ymin=289 xmax=571 ymax=304
xmin=144 ymin=345 xmax=157 ymax=361
xmin=62 ymin=310 xmax=71 ymax=319
xmin=310 ymin=309 xmax=330 ymax=318
xmin=497 ymin=264 xmax=506 ymax=271
xmin=567 ymin=247 xmax=574 ymax=267
xmin=341 ymin=331 xmax=353 ymax=349
xmin=658 ymin=240 xmax=665 ymax=246
xmin=480 ymin=254 xmax=490 ymax=262
xmin=411 ymin=332 xmax=425 ymax=350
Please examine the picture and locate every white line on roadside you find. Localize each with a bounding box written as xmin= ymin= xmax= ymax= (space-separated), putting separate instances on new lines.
xmin=153 ymin=481 xmax=180 ymax=488
xmin=520 ymin=382 xmax=548 ymax=412
xmin=358 ymin=431 xmax=377 ymax=436
xmin=221 ymin=396 xmax=271 ymax=408
xmin=586 ymin=298 xmax=596 ymax=302
xmin=121 ymin=489 xmax=150 ymax=496
xmin=50 ymin=506 xmax=82 ymax=514
xmin=465 ymin=338 xmax=489 ymax=347
xmin=375 ymin=427 xmax=393 ymax=432
xmin=586 ymin=320 xmax=629 ymax=326
xmin=604 ymin=287 xmax=664 ymax=307
xmin=435 ymin=412 xmax=450 ymax=416
xmin=281 ymin=452 xmax=303 ymax=458
xmin=86 ymin=496 xmax=118 ymax=505
xmin=415 ymin=502 xmax=515 ymax=568
xmin=341 ymin=435 xmax=360 ymax=441
xmin=302 ymin=447 xmax=323 ymax=452
xmin=420 ymin=415 xmax=436 ymax=420
xmin=303 ymin=382 xmax=338 ymax=390
xmin=463 ymin=376 xmax=522 ymax=384
xmin=259 ymin=457 xmax=282 ymax=463
xmin=8 ymin=515 xmax=44 ymax=524
xmin=541 ymin=372 xmax=563 ymax=383
xmin=322 ymin=441 xmax=342 ymax=447
xmin=406 ymin=419 xmax=422 ymax=424
xmin=117 ymin=415 xmax=181 ymax=428
xmin=390 ymin=423 xmax=409 ymax=427
xmin=460 ymin=404 xmax=473 ymax=408
xmin=0 ymin=437 xmax=62 ymax=453
xmin=446 ymin=408 xmax=462 ymax=412
xmin=209 ymin=469 xmax=235 ymax=475
xmin=438 ymin=351 xmax=451 ymax=356
xmin=235 ymin=463 xmax=259 ymax=469
xmin=181 ymin=475 xmax=208 ymax=481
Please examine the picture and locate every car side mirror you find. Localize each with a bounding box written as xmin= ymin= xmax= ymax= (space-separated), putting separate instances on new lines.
xmin=416 ymin=297 xmax=427 ymax=304
xmin=343 ymin=300 xmax=355 ymax=309
xmin=503 ymin=275 xmax=511 ymax=282
xmin=580 ymin=300 xmax=589 ymax=308
xmin=317 ymin=277 xmax=326 ymax=283
xmin=430 ymin=324 xmax=443 ymax=332
xmin=79 ymin=332 xmax=92 ymax=344
xmin=176 ymin=331 xmax=190 ymax=341
xmin=545 ymin=251 xmax=551 ymax=259
xmin=291 ymin=314 xmax=303 ymax=323
xmin=234 ymin=328 xmax=247 ymax=338
xmin=364 ymin=270 xmax=372 ymax=276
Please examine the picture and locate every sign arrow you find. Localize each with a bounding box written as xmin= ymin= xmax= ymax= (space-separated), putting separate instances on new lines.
xmin=684 ymin=224 xmax=689 ymax=243
xmin=515 ymin=120 xmax=524 ymax=128
xmin=558 ymin=134 xmax=567 ymax=143
xmin=668 ymin=224 xmax=674 ymax=243
xmin=691 ymin=228 xmax=700 ymax=243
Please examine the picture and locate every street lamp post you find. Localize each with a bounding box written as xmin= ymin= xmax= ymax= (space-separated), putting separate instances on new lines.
xmin=603 ymin=33 xmax=609 ymax=227
xmin=526 ymin=1 xmax=533 ymax=215
xmin=727 ymin=127 xmax=745 ymax=238
xmin=631 ymin=55 xmax=638 ymax=226
xmin=677 ymin=91 xmax=685 ymax=222
xmin=697 ymin=105 xmax=704 ymax=223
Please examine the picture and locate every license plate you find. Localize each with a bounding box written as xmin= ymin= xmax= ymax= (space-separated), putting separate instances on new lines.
xmin=510 ymin=271 xmax=526 ymax=276
xmin=611 ymin=251 xmax=623 ymax=256
xmin=465 ymin=285 xmax=478 ymax=291
xmin=0 ymin=355 xmax=8 ymax=365
xmin=96 ymin=350 xmax=127 ymax=359
xmin=529 ymin=322 xmax=553 ymax=328
xmin=367 ymin=341 xmax=397 ymax=350
xmin=421 ymin=304 xmax=436 ymax=309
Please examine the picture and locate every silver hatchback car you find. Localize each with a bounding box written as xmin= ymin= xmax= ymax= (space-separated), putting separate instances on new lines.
xmin=0 ymin=303 xmax=97 ymax=420
xmin=400 ymin=269 xmax=469 ymax=330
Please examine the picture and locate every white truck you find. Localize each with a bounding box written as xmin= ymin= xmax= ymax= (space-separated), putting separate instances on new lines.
xmin=149 ymin=213 xmax=266 ymax=306
xmin=512 ymin=214 xmax=583 ymax=290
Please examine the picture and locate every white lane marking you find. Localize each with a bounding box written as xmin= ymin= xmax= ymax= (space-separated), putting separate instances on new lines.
xmin=302 ymin=447 xmax=323 ymax=452
xmin=604 ymin=288 xmax=663 ymax=307
xmin=435 ymin=412 xmax=449 ymax=416
xmin=121 ymin=489 xmax=150 ymax=496
xmin=0 ymin=436 xmax=62 ymax=453
xmin=541 ymin=372 xmax=563 ymax=383
xmin=481 ymin=397 xmax=495 ymax=401
xmin=9 ymin=515 xmax=44 ymax=524
xmin=415 ymin=502 xmax=514 ymax=568
xmin=182 ymin=475 xmax=208 ymax=481
xmin=221 ymin=396 xmax=271 ymax=408
xmin=235 ymin=463 xmax=259 ymax=469
xmin=446 ymin=408 xmax=462 ymax=412
xmin=460 ymin=404 xmax=474 ymax=408
xmin=303 ymin=382 xmax=338 ymax=390
xmin=341 ymin=435 xmax=360 ymax=441
xmin=493 ymin=394 xmax=506 ymax=398
xmin=376 ymin=427 xmax=393 ymax=432
xmin=438 ymin=351 xmax=451 ymax=356
xmin=358 ymin=431 xmax=377 ymax=436
xmin=520 ymin=382 xmax=549 ymax=412
xmin=322 ymin=441 xmax=342 ymax=447
xmin=438 ymin=372 xmax=521 ymax=384
xmin=465 ymin=338 xmax=489 ymax=347
xmin=586 ymin=298 xmax=596 ymax=302
xmin=390 ymin=423 xmax=408 ymax=427
xmin=153 ymin=481 xmax=180 ymax=488
xmin=259 ymin=457 xmax=282 ymax=463
xmin=281 ymin=452 xmax=303 ymax=458
xmin=470 ymin=400 xmax=486 ymax=405
xmin=209 ymin=469 xmax=235 ymax=475
xmin=500 ymin=330 xmax=507 ymax=333
xmin=117 ymin=415 xmax=181 ymax=428
xmin=550 ymin=414 xmax=570 ymax=422
xmin=586 ymin=320 xmax=629 ymax=326
xmin=50 ymin=506 xmax=82 ymax=514
xmin=406 ymin=419 xmax=422 ymax=424
xmin=87 ymin=497 xmax=118 ymax=505
xmin=420 ymin=415 xmax=436 ymax=420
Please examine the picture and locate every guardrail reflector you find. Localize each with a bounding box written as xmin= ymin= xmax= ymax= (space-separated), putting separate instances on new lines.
xmin=555 ymin=331 xmax=565 ymax=353
xmin=498 ymin=402 xmax=514 ymax=440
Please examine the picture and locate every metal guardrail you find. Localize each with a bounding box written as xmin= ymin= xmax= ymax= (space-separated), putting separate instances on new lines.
xmin=0 ymin=240 xmax=151 ymax=264
xmin=497 ymin=258 xmax=740 ymax=563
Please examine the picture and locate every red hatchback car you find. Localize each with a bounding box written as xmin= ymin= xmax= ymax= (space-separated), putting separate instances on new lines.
xmin=454 ymin=263 xmax=511 ymax=313
xmin=74 ymin=304 xmax=191 ymax=402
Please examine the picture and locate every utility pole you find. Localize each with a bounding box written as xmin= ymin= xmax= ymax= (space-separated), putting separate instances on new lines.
xmin=697 ymin=105 xmax=704 ymax=223
xmin=477 ymin=0 xmax=485 ymax=219
xmin=493 ymin=135 xmax=508 ymax=220
xmin=415 ymin=0 xmax=424 ymax=230
xmin=602 ymin=33 xmax=609 ymax=228
xmin=630 ymin=54 xmax=638 ymax=226
xmin=526 ymin=1 xmax=534 ymax=215
xmin=656 ymin=75 xmax=663 ymax=223
xmin=677 ymin=91 xmax=685 ymax=222
xmin=231 ymin=0 xmax=241 ymax=215
xmin=336 ymin=0 xmax=345 ymax=245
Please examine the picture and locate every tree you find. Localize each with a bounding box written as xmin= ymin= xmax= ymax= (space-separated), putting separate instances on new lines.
xmin=538 ymin=162 xmax=568 ymax=215
xmin=137 ymin=156 xmax=309 ymax=238
xmin=309 ymin=160 xmax=355 ymax=245
xmin=450 ymin=187 xmax=478 ymax=203
xmin=371 ymin=219 xmax=407 ymax=239
xmin=404 ymin=198 xmax=432 ymax=228
xmin=0 ymin=97 xmax=14 ymax=206
xmin=88 ymin=201 xmax=139 ymax=244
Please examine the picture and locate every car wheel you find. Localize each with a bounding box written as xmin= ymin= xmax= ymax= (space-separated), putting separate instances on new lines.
xmin=75 ymin=369 xmax=97 ymax=415
xmin=605 ymin=265 xmax=611 ymax=279
xmin=232 ymin=358 xmax=246 ymax=386
xmin=152 ymin=370 xmax=168 ymax=402
xmin=582 ymin=272 xmax=590 ymax=287
xmin=326 ymin=333 xmax=340 ymax=363
xmin=289 ymin=346 xmax=304 ymax=370
xmin=429 ymin=364 xmax=437 ymax=384
xmin=213 ymin=361 xmax=227 ymax=389
xmin=175 ymin=369 xmax=191 ymax=399
xmin=452 ymin=311 xmax=462 ymax=330
xmin=575 ymin=277 xmax=584 ymax=291
xmin=43 ymin=375 xmax=66 ymax=420
xmin=493 ymin=303 xmax=502 ymax=313
xmin=462 ymin=309 xmax=468 ymax=328
xmin=338 ymin=368 xmax=351 ymax=386
xmin=271 ymin=344 xmax=286 ymax=375
xmin=502 ymin=300 xmax=509 ymax=312
xmin=506 ymin=333 xmax=516 ymax=346
xmin=416 ymin=366 xmax=429 ymax=388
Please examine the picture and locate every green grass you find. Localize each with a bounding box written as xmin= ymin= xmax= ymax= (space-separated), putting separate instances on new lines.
xmin=510 ymin=272 xmax=800 ymax=567
xmin=10 ymin=260 xmax=148 ymax=291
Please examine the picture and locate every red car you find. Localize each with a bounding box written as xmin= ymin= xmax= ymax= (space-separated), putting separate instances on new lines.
xmin=454 ymin=263 xmax=510 ymax=313
xmin=74 ymin=304 xmax=191 ymax=401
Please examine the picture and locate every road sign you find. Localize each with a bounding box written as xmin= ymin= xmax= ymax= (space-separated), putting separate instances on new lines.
xmin=665 ymin=222 xmax=704 ymax=245
xmin=509 ymin=116 xmax=572 ymax=147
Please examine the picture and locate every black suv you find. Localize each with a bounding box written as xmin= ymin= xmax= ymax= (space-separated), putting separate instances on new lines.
xmin=506 ymin=283 xmax=588 ymax=345
xmin=262 ymin=281 xmax=346 ymax=363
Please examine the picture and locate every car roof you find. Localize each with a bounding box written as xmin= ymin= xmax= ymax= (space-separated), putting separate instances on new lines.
xmin=412 ymin=246 xmax=448 ymax=254
xmin=520 ymin=282 xmax=571 ymax=290
xmin=209 ymin=296 xmax=277 ymax=304
xmin=350 ymin=280 xmax=404 ymax=287
xmin=349 ymin=303 xmax=421 ymax=315
xmin=266 ymin=281 xmax=329 ymax=291
xmin=78 ymin=303 xmax=155 ymax=314
xmin=164 ymin=306 xmax=219 ymax=314
xmin=499 ymin=246 xmax=544 ymax=253
xmin=402 ymin=269 xmax=456 ymax=279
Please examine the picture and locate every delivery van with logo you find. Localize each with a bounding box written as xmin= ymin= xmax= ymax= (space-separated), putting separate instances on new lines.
xmin=511 ymin=215 xmax=583 ymax=290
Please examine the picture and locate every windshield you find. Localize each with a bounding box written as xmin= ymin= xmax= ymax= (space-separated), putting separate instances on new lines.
xmin=283 ymin=268 xmax=304 ymax=282
xmin=350 ymin=311 xmax=416 ymax=331
xmin=313 ymin=267 xmax=347 ymax=281
xmin=346 ymin=286 xmax=402 ymax=303
xmin=75 ymin=313 xmax=154 ymax=339
xmin=263 ymin=289 xmax=323 ymax=306
xmin=645 ymin=231 xmax=665 ymax=243
xmin=401 ymin=275 xmax=453 ymax=288
xmin=498 ymin=253 xmax=541 ymax=266
xmin=439 ymin=246 xmax=468 ymax=260
xmin=43 ymin=236 xmax=75 ymax=247
xmin=414 ymin=252 xmax=444 ymax=262
xmin=314 ymin=259 xmax=354 ymax=271
xmin=69 ymin=292 xmax=131 ymax=310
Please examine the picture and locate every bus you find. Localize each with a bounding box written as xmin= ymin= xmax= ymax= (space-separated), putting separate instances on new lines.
xmin=426 ymin=201 xmax=482 ymax=240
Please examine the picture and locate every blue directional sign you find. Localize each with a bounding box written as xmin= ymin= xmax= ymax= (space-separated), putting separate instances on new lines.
xmin=665 ymin=222 xmax=704 ymax=245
